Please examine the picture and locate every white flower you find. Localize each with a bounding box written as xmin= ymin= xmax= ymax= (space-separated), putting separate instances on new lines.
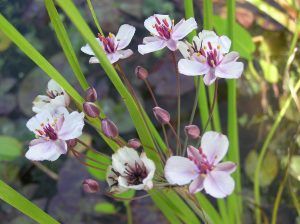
xmin=25 ymin=107 xmax=84 ymax=161
xmin=164 ymin=131 xmax=237 ymax=198
xmin=138 ymin=14 xmax=197 ymax=54
xmin=178 ymin=30 xmax=244 ymax=85
xmin=106 ymin=147 xmax=156 ymax=192
xmin=32 ymin=79 xmax=70 ymax=113
xmin=81 ymin=24 xmax=136 ymax=64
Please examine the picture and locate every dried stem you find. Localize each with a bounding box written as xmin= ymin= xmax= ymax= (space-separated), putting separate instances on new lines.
xmin=76 ymin=138 xmax=111 ymax=160
xmin=32 ymin=161 xmax=59 ymax=180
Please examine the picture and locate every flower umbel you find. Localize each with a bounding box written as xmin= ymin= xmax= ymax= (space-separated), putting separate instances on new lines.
xmin=178 ymin=30 xmax=244 ymax=85
xmin=138 ymin=14 xmax=197 ymax=54
xmin=26 ymin=107 xmax=84 ymax=161
xmin=106 ymin=147 xmax=155 ymax=193
xmin=81 ymin=24 xmax=136 ymax=64
xmin=32 ymin=79 xmax=70 ymax=113
xmin=164 ymin=131 xmax=237 ymax=198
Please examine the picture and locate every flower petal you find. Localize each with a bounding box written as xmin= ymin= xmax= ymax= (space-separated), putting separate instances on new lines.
xmin=166 ymin=39 xmax=178 ymax=51
xmin=81 ymin=38 xmax=102 ymax=56
xmin=143 ymin=36 xmax=161 ymax=43
xmin=89 ymin=56 xmax=99 ymax=64
xmin=107 ymin=52 xmax=122 ymax=64
xmin=177 ymin=41 xmax=190 ymax=58
xmin=172 ymin=18 xmax=197 ymax=40
xmin=144 ymin=14 xmax=171 ymax=36
xmin=203 ymin=71 xmax=217 ymax=86
xmin=201 ymin=131 xmax=229 ymax=165
xmin=215 ymin=162 xmax=237 ymax=174
xmin=116 ymin=24 xmax=136 ymax=50
xmin=47 ymin=79 xmax=62 ymax=92
xmin=138 ymin=40 xmax=166 ymax=55
xmin=112 ymin=147 xmax=140 ymax=175
xmin=221 ymin=52 xmax=239 ymax=64
xmin=219 ymin=35 xmax=231 ymax=54
xmin=25 ymin=139 xmax=67 ymax=161
xmin=118 ymin=176 xmax=145 ymax=190
xmin=58 ymin=111 xmax=85 ymax=140
xmin=164 ymin=156 xmax=199 ymax=185
xmin=178 ymin=59 xmax=209 ymax=76
xmin=189 ymin=175 xmax=205 ymax=194
xmin=26 ymin=110 xmax=53 ymax=133
xmin=215 ymin=61 xmax=244 ymax=79
xmin=198 ymin=30 xmax=217 ymax=42
xmin=32 ymin=95 xmax=50 ymax=113
xmin=118 ymin=49 xmax=133 ymax=59
xmin=203 ymin=171 xmax=235 ymax=198
xmin=187 ymin=145 xmax=202 ymax=165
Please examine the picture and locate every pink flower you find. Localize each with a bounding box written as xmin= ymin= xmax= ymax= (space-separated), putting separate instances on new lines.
xmin=164 ymin=131 xmax=237 ymax=198
xmin=81 ymin=24 xmax=136 ymax=64
xmin=25 ymin=107 xmax=84 ymax=161
xmin=138 ymin=14 xmax=197 ymax=54
xmin=178 ymin=30 xmax=244 ymax=85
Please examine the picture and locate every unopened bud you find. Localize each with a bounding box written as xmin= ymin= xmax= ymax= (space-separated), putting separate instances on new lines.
xmin=67 ymin=139 xmax=77 ymax=148
xmin=85 ymin=87 xmax=97 ymax=102
xmin=135 ymin=66 xmax=149 ymax=80
xmin=82 ymin=179 xmax=100 ymax=193
xmin=83 ymin=102 xmax=100 ymax=118
xmin=153 ymin=106 xmax=170 ymax=124
xmin=101 ymin=118 xmax=119 ymax=138
xmin=184 ymin=125 xmax=200 ymax=139
xmin=127 ymin=138 xmax=141 ymax=149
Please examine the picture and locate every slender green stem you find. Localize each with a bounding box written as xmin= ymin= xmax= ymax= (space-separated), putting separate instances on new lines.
xmin=171 ymin=52 xmax=181 ymax=155
xmin=271 ymin=149 xmax=292 ymax=224
xmin=86 ymin=0 xmax=104 ymax=35
xmin=225 ymin=0 xmax=243 ymax=223
xmin=182 ymin=78 xmax=200 ymax=155
xmin=254 ymin=78 xmax=300 ymax=224
xmin=125 ymin=202 xmax=133 ymax=224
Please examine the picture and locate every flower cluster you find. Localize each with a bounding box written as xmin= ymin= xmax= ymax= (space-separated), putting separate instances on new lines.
xmin=26 ymin=13 xmax=243 ymax=199
xmin=26 ymin=80 xmax=84 ymax=161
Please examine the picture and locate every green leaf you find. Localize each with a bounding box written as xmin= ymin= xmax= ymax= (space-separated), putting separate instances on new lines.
xmin=0 ymin=135 xmax=22 ymax=161
xmin=86 ymin=149 xmax=111 ymax=181
xmin=114 ymin=189 xmax=135 ymax=200
xmin=0 ymin=180 xmax=60 ymax=224
xmin=260 ymin=60 xmax=279 ymax=83
xmin=94 ymin=202 xmax=117 ymax=214
xmin=213 ymin=15 xmax=255 ymax=60
xmin=44 ymin=0 xmax=89 ymax=90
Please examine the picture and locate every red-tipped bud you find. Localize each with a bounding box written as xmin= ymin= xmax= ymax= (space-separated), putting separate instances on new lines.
xmin=85 ymin=87 xmax=97 ymax=102
xmin=135 ymin=66 xmax=149 ymax=80
xmin=184 ymin=125 xmax=200 ymax=139
xmin=127 ymin=138 xmax=141 ymax=149
xmin=101 ymin=118 xmax=119 ymax=138
xmin=67 ymin=139 xmax=77 ymax=148
xmin=153 ymin=106 xmax=170 ymax=124
xmin=83 ymin=102 xmax=100 ymax=118
xmin=82 ymin=179 xmax=100 ymax=193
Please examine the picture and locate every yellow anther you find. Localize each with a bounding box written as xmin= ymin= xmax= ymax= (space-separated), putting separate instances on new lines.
xmin=217 ymin=45 xmax=221 ymax=49
xmin=108 ymin=32 xmax=114 ymax=38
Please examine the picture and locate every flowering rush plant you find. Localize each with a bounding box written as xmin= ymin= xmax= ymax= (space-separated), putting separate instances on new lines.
xmin=0 ymin=1 xmax=247 ymax=222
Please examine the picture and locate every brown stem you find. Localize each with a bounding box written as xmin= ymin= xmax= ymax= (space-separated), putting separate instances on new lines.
xmin=76 ymin=138 xmax=111 ymax=160
xmin=70 ymin=148 xmax=106 ymax=171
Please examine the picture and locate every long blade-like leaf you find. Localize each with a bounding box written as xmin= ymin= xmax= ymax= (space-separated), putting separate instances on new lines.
xmin=0 ymin=180 xmax=60 ymax=224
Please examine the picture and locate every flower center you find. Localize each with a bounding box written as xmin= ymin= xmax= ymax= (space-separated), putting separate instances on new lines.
xmin=199 ymin=41 xmax=221 ymax=68
xmin=36 ymin=123 xmax=58 ymax=141
xmin=98 ymin=33 xmax=117 ymax=54
xmin=153 ymin=17 xmax=172 ymax=40
xmin=123 ymin=161 xmax=148 ymax=185
xmin=188 ymin=148 xmax=213 ymax=174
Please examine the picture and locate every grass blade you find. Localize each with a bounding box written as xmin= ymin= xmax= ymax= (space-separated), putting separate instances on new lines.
xmin=0 ymin=180 xmax=60 ymax=224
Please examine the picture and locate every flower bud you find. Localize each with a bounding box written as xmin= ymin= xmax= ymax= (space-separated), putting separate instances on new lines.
xmin=67 ymin=139 xmax=77 ymax=148
xmin=101 ymin=118 xmax=119 ymax=138
xmin=127 ymin=138 xmax=141 ymax=149
xmin=82 ymin=179 xmax=100 ymax=193
xmin=85 ymin=87 xmax=97 ymax=102
xmin=135 ymin=66 xmax=149 ymax=80
xmin=153 ymin=106 xmax=170 ymax=124
xmin=83 ymin=102 xmax=100 ymax=118
xmin=184 ymin=125 xmax=200 ymax=139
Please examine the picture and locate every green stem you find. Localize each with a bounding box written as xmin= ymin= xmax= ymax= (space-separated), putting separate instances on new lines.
xmin=125 ymin=202 xmax=133 ymax=224
xmin=254 ymin=78 xmax=300 ymax=224
xmin=86 ymin=0 xmax=104 ymax=35
xmin=271 ymin=149 xmax=292 ymax=224
xmin=226 ymin=0 xmax=243 ymax=223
